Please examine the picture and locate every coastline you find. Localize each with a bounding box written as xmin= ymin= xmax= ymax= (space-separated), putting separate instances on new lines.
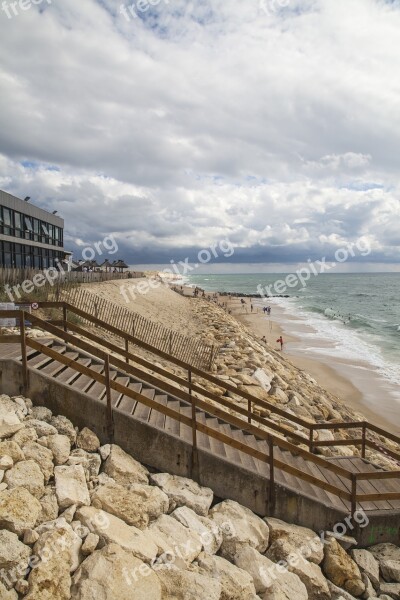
xmin=236 ymin=299 xmax=399 ymax=435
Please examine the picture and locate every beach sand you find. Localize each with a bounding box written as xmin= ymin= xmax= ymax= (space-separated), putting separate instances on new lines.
xmin=236 ymin=300 xmax=399 ymax=435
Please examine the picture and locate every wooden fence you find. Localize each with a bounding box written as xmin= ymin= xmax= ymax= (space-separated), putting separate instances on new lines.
xmin=0 ymin=267 xmax=144 ymax=287
xmin=59 ymin=287 xmax=218 ymax=371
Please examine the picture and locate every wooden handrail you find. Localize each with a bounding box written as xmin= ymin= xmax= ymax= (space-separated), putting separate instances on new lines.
xmin=2 ymin=307 xmax=400 ymax=510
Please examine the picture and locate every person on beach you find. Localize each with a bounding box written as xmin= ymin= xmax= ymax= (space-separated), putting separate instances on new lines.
xmin=276 ymin=335 xmax=283 ymax=351
xmin=261 ymin=335 xmax=267 ymax=343
xmin=251 ymin=303 xmax=253 ymax=312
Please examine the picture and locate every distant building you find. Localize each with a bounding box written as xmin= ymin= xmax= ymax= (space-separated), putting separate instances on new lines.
xmin=0 ymin=190 xmax=69 ymax=269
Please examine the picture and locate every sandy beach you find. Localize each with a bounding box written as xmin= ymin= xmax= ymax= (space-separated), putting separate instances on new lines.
xmin=79 ymin=278 xmax=398 ymax=438
xmin=236 ymin=299 xmax=399 ymax=435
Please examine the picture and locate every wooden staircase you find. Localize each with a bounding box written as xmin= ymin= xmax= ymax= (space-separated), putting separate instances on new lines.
xmin=1 ymin=302 xmax=400 ymax=542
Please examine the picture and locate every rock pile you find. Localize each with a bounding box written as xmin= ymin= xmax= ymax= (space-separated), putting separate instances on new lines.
xmin=0 ymin=393 xmax=399 ymax=599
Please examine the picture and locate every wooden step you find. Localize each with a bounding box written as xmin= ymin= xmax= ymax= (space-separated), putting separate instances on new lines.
xmin=78 ymin=363 xmax=104 ymax=395
xmin=219 ymin=424 xmax=242 ymax=464
xmin=148 ymin=394 xmax=168 ymax=429
xmin=179 ymin=405 xmax=193 ymax=443
xmin=133 ymin=387 xmax=156 ymax=422
xmin=195 ymin=411 xmax=211 ymax=451
xmin=206 ymin=417 xmax=226 ymax=458
xmin=164 ymin=400 xmax=181 ymax=436
xmin=111 ymin=376 xmax=130 ymax=407
xmin=230 ymin=429 xmax=258 ymax=471
xmin=118 ymin=382 xmax=142 ymax=415
xmin=241 ymin=434 xmax=264 ymax=474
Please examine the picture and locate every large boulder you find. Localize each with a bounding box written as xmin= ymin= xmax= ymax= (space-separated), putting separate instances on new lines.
xmin=29 ymin=406 xmax=52 ymax=422
xmin=25 ymin=522 xmax=82 ymax=600
xmin=25 ymin=419 xmax=57 ymax=438
xmin=104 ymin=445 xmax=148 ymax=486
xmin=322 ymin=537 xmax=365 ymax=597
xmin=76 ymin=427 xmax=100 ymax=453
xmin=44 ymin=434 xmax=71 ymax=465
xmin=0 ymin=441 xmax=24 ymax=463
xmin=0 ymin=530 xmax=31 ymax=589
xmin=11 ymin=427 xmax=37 ymax=447
xmin=196 ymin=551 xmax=259 ymax=600
xmin=22 ymin=442 xmax=54 ymax=483
xmin=209 ymin=500 xmax=269 ymax=560
xmin=0 ymin=397 xmax=24 ymax=439
xmin=156 ymin=566 xmax=221 ymax=600
xmin=50 ymin=415 xmax=77 ymax=444
xmin=369 ymin=543 xmax=400 ymax=583
xmin=265 ymin=517 xmax=324 ymax=564
xmin=71 ymin=543 xmax=162 ymax=600
xmin=91 ymin=481 xmax=151 ymax=529
xmin=171 ymin=506 xmax=223 ymax=555
xmin=127 ymin=483 xmax=169 ymax=520
xmin=76 ymin=506 xmax=158 ymax=563
xmin=149 ymin=514 xmax=203 ymax=566
xmin=0 ymin=487 xmax=42 ymax=535
xmin=150 ymin=473 xmax=213 ymax=516
xmin=55 ymin=465 xmax=90 ymax=509
xmin=350 ymin=548 xmax=380 ymax=589
xmin=4 ymin=460 xmax=45 ymax=499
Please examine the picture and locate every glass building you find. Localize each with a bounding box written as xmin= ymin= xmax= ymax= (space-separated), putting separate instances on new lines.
xmin=0 ymin=190 xmax=68 ymax=269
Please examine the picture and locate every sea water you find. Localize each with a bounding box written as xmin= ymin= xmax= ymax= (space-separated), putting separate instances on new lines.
xmin=187 ymin=273 xmax=400 ymax=398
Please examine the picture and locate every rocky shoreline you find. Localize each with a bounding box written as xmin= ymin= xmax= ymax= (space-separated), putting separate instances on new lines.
xmin=1 ymin=393 xmax=400 ymax=599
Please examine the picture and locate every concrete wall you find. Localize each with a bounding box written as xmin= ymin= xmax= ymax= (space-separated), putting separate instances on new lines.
xmin=0 ymin=357 xmax=399 ymax=547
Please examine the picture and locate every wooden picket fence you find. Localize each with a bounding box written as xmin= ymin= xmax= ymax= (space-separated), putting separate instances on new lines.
xmin=59 ymin=286 xmax=218 ymax=370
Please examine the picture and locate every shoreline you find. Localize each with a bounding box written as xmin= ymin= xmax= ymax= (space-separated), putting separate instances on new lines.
xmin=236 ymin=299 xmax=399 ymax=435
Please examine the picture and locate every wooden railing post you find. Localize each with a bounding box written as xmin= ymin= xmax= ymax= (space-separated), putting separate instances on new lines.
xmin=309 ymin=427 xmax=314 ymax=453
xmin=248 ymin=399 xmax=252 ymax=425
xmin=20 ymin=311 xmax=28 ymax=392
xmin=63 ymin=304 xmax=68 ymax=333
xmin=104 ymin=354 xmax=114 ymax=442
xmin=351 ymin=473 xmax=357 ymax=516
xmin=361 ymin=423 xmax=367 ymax=459
xmin=268 ymin=437 xmax=275 ymax=514
xmin=125 ymin=339 xmax=129 ymax=364
xmin=188 ymin=369 xmax=198 ymax=472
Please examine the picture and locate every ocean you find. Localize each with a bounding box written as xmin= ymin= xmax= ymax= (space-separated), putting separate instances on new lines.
xmin=186 ymin=273 xmax=400 ymax=400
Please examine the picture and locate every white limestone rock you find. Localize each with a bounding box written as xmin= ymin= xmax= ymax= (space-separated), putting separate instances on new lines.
xmin=21 ymin=442 xmax=54 ymax=483
xmin=196 ymin=551 xmax=259 ymax=600
xmin=26 ymin=419 xmax=58 ymax=437
xmin=104 ymin=444 xmax=149 ymax=486
xmin=265 ymin=517 xmax=324 ymax=565
xmin=11 ymin=427 xmax=37 ymax=447
xmin=0 ymin=582 xmax=17 ymax=599
xmin=71 ymin=543 xmax=162 ymax=600
xmin=81 ymin=532 xmax=99 ymax=555
xmin=37 ymin=486 xmax=59 ymax=525
xmin=369 ymin=543 xmax=400 ymax=584
xmin=0 ymin=456 xmax=13 ymax=470
xmin=76 ymin=427 xmax=100 ymax=452
xmin=350 ymin=549 xmax=380 ymax=589
xmin=0 ymin=399 xmax=24 ymax=439
xmin=44 ymin=434 xmax=71 ymax=465
xmin=322 ymin=537 xmax=365 ymax=597
xmin=0 ymin=441 xmax=24 ymax=463
xmin=55 ymin=464 xmax=90 ymax=509
xmin=68 ymin=449 xmax=101 ymax=480
xmin=76 ymin=505 xmax=158 ymax=564
xmin=0 ymin=530 xmax=31 ymax=589
xmin=150 ymin=472 xmax=213 ymax=516
xmin=29 ymin=406 xmax=52 ymax=422
xmin=156 ymin=565 xmax=222 ymax=600
xmin=50 ymin=415 xmax=77 ymax=444
xmin=209 ymin=499 xmax=269 ymax=560
xmin=149 ymin=513 xmax=203 ymax=566
xmin=0 ymin=487 xmax=42 ymax=536
xmin=25 ymin=522 xmax=82 ymax=600
xmin=171 ymin=506 xmax=223 ymax=555
xmin=4 ymin=459 xmax=45 ymax=499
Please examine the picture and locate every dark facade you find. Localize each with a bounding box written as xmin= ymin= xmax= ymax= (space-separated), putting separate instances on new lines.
xmin=0 ymin=190 xmax=67 ymax=269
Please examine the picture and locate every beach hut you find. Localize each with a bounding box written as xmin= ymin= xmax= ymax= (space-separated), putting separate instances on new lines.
xmin=100 ymin=259 xmax=113 ymax=272
xmin=112 ymin=259 xmax=129 ymax=273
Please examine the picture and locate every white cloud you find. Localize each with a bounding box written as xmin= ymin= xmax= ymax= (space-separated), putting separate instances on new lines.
xmin=0 ymin=0 xmax=399 ymax=266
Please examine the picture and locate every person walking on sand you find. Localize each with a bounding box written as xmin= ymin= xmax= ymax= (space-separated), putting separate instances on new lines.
xmin=276 ymin=335 xmax=283 ymax=351
xmin=251 ymin=303 xmax=253 ymax=313
xmin=261 ymin=335 xmax=267 ymax=343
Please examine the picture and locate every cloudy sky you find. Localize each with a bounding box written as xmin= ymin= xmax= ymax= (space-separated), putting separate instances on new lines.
xmin=0 ymin=0 xmax=400 ymax=271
